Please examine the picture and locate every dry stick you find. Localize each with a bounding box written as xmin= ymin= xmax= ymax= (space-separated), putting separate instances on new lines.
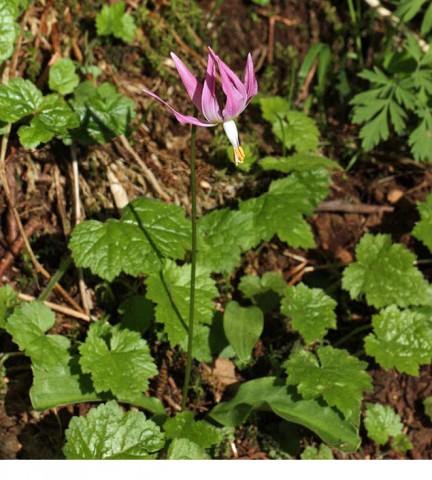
xmin=71 ymin=146 xmax=92 ymax=315
xmin=363 ymin=0 xmax=429 ymax=53
xmin=18 ymin=293 xmax=91 ymax=322
xmin=117 ymin=135 xmax=171 ymax=202
xmin=316 ymin=200 xmax=394 ymax=214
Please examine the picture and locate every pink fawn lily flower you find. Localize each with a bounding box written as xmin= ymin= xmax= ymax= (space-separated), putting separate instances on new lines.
xmin=143 ymin=47 xmax=258 ymax=165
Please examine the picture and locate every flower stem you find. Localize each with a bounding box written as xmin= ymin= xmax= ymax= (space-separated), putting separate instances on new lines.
xmin=181 ymin=123 xmax=198 ymax=411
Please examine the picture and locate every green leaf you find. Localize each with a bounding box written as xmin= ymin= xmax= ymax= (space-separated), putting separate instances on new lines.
xmin=274 ymin=111 xmax=320 ymax=154
xmin=239 ymin=170 xmax=331 ymax=250
xmin=79 ymin=321 xmax=158 ymax=398
xmin=413 ymin=193 xmax=432 ymax=251
xmin=423 ymin=396 xmax=432 ymax=420
xmin=391 ymin=433 xmax=413 ymax=453
xmin=71 ymin=81 xmax=136 ymax=144
xmin=145 ymin=260 xmax=217 ymax=353
xmin=409 ymin=113 xmax=432 ymax=162
xmin=70 ymin=197 xmax=190 ymax=281
xmin=49 ymin=58 xmax=80 ymax=95
xmin=301 ymin=444 xmax=334 ymax=460
xmin=260 ymin=153 xmax=341 ymax=173
xmin=5 ymin=301 xmax=70 ymax=370
xmin=197 ymin=209 xmax=254 ymax=274
xmin=164 ymin=411 xmax=223 ymax=449
xmin=167 ymin=438 xmax=210 ymax=460
xmin=395 ymin=0 xmax=428 ymax=23
xmin=281 ymin=283 xmax=337 ymax=344
xmin=364 ymin=403 xmax=403 ymax=446
xmin=259 ymin=96 xmax=291 ymax=124
xmin=284 ymin=346 xmax=372 ymax=419
xmin=342 ymin=234 xmax=430 ymax=308
xmin=0 ymin=12 xmax=19 ymax=63
xmin=118 ymin=295 xmax=153 ymax=333
xmin=63 ymin=401 xmax=165 ymax=459
xmin=223 ymin=301 xmax=264 ymax=364
xmin=209 ymin=377 xmax=360 ymax=452
xmin=96 ymin=2 xmax=137 ymax=43
xmin=239 ymin=271 xmax=286 ymax=312
xmin=0 ymin=285 xmax=19 ymax=329
xmin=364 ymin=305 xmax=432 ymax=375
xmin=0 ymin=78 xmax=42 ymax=123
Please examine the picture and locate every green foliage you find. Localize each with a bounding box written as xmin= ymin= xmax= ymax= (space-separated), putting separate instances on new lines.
xmin=69 ymin=197 xmax=191 ymax=281
xmin=365 ymin=306 xmax=432 ymax=375
xmin=145 ymin=260 xmax=217 ymax=359
xmin=364 ymin=403 xmax=403 ymax=446
xmin=351 ymin=36 xmax=432 ymax=161
xmin=96 ymin=2 xmax=137 ymax=43
xmin=0 ymin=78 xmax=79 ymax=148
xmin=48 ymin=58 xmax=80 ymax=95
xmin=260 ymin=153 xmax=341 ymax=173
xmin=209 ymin=377 xmax=360 ymax=452
xmin=164 ymin=411 xmax=223 ymax=449
xmin=223 ymin=301 xmax=264 ymax=365
xmin=239 ymin=170 xmax=331 ymax=249
xmin=0 ymin=0 xmax=20 ymax=63
xmin=197 ymin=209 xmax=254 ymax=274
xmin=281 ymin=283 xmax=337 ymax=344
xmin=79 ymin=321 xmax=157 ymax=398
xmin=239 ymin=271 xmax=286 ymax=312
xmin=423 ymin=396 xmax=432 ymax=420
xmin=70 ymin=81 xmax=136 ymax=145
xmin=118 ymin=296 xmax=153 ymax=333
xmin=63 ymin=401 xmax=165 ymax=459
xmin=284 ymin=346 xmax=372 ymax=419
xmin=167 ymin=438 xmax=210 ymax=460
xmin=259 ymin=97 xmax=320 ymax=153
xmin=395 ymin=0 xmax=432 ymax=36
xmin=301 ymin=444 xmax=334 ymax=460
xmin=412 ymin=193 xmax=432 ymax=252
xmin=342 ymin=234 xmax=430 ymax=308
xmin=298 ymin=43 xmax=332 ymax=97
xmin=0 ymin=285 xmax=19 ymax=329
xmin=392 ymin=433 xmax=413 ymax=453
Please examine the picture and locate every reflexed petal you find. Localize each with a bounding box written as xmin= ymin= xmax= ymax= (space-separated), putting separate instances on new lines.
xmin=143 ymin=90 xmax=216 ymax=127
xmin=202 ymin=53 xmax=223 ymax=123
xmin=243 ymin=53 xmax=258 ymax=102
xmin=170 ymin=52 xmax=204 ymax=113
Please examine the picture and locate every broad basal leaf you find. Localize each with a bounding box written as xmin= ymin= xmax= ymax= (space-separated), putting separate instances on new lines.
xmin=239 ymin=271 xmax=286 ymax=312
xmin=365 ymin=305 xmax=432 ymax=375
xmin=342 ymin=234 xmax=430 ymax=308
xmin=71 ymin=81 xmax=136 ymax=144
xmin=63 ymin=400 xmax=165 ymax=459
xmin=118 ymin=295 xmax=154 ymax=333
xmin=209 ymin=377 xmax=360 ymax=452
xmin=79 ymin=321 xmax=158 ymax=398
xmin=164 ymin=411 xmax=223 ymax=449
xmin=49 ymin=58 xmax=80 ymax=95
xmin=281 ymin=283 xmax=337 ymax=344
xmin=223 ymin=301 xmax=264 ymax=364
xmin=197 ymin=208 xmax=254 ymax=274
xmin=70 ymin=197 xmax=190 ymax=281
xmin=364 ymin=403 xmax=403 ymax=446
xmin=167 ymin=438 xmax=209 ymax=460
xmin=145 ymin=260 xmax=217 ymax=352
xmin=413 ymin=193 xmax=432 ymax=252
xmin=273 ymin=111 xmax=320 ymax=153
xmin=284 ymin=346 xmax=372 ymax=419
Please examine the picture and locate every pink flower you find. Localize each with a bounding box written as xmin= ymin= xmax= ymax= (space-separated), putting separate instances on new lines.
xmin=144 ymin=47 xmax=258 ymax=165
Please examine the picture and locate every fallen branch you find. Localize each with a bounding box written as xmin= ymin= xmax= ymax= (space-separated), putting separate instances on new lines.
xmin=316 ymin=200 xmax=394 ymax=214
xmin=18 ymin=293 xmax=91 ymax=322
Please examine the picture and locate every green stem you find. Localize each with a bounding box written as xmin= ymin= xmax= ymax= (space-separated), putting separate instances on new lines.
xmin=38 ymin=256 xmax=73 ymax=302
xmin=347 ymin=0 xmax=363 ymax=67
xmin=181 ymin=123 xmax=198 ymax=411
xmin=333 ymin=323 xmax=371 ymax=347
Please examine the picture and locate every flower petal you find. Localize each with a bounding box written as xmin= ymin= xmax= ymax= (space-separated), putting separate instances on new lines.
xmin=170 ymin=52 xmax=203 ymax=113
xmin=243 ymin=53 xmax=258 ymax=103
xmin=201 ymin=53 xmax=223 ymax=123
xmin=143 ymin=90 xmax=216 ymax=127
xmin=208 ymin=47 xmax=248 ymax=119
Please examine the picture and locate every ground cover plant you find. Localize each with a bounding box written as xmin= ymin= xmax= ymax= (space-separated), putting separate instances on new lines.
xmin=1 ymin=0 xmax=432 ymax=460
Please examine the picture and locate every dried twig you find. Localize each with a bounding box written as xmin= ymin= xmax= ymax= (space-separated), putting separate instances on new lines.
xmin=18 ymin=293 xmax=91 ymax=322
xmin=316 ymin=200 xmax=394 ymax=214
xmin=117 ymin=135 xmax=171 ymax=202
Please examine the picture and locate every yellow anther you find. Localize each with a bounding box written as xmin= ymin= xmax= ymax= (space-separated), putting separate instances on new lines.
xmin=235 ymin=146 xmax=246 ymax=163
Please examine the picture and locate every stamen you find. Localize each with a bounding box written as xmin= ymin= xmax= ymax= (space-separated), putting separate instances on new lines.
xmin=234 ymin=146 xmax=245 ymax=164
